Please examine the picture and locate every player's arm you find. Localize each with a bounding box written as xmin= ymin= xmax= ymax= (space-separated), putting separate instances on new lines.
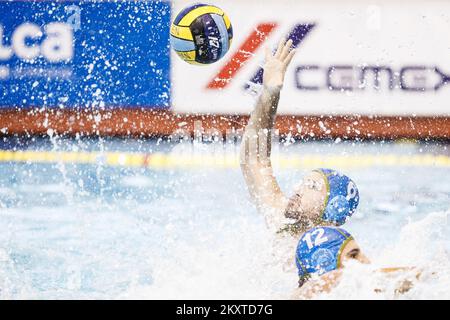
xmin=376 ymin=266 xmax=424 ymax=295
xmin=378 ymin=266 xmax=417 ymax=274
xmin=240 ymin=39 xmax=296 ymax=211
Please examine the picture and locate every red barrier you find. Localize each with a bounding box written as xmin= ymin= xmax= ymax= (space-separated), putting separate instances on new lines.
xmin=1 ymin=109 xmax=449 ymax=139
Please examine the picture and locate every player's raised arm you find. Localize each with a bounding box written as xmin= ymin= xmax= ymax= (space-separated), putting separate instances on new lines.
xmin=240 ymin=39 xmax=296 ymax=212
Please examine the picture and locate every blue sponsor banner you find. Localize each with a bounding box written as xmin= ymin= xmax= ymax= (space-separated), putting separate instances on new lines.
xmin=0 ymin=0 xmax=170 ymax=109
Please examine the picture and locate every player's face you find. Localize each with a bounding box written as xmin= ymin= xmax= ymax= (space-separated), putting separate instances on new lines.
xmin=284 ymin=171 xmax=327 ymax=222
xmin=340 ymin=239 xmax=370 ymax=265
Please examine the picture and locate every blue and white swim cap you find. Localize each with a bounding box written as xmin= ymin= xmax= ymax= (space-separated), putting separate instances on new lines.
xmin=296 ymin=226 xmax=353 ymax=278
xmin=315 ymin=168 xmax=359 ymax=225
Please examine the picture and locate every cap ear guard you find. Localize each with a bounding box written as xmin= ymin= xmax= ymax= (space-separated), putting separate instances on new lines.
xmin=310 ymin=248 xmax=337 ymax=275
xmin=315 ymin=169 xmax=360 ymax=226
xmin=323 ymin=195 xmax=351 ymax=225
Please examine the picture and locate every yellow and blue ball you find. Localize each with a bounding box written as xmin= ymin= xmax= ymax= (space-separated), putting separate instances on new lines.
xmin=170 ymin=3 xmax=233 ymax=65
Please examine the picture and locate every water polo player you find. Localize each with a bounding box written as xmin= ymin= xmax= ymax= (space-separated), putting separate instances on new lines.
xmin=240 ymin=38 xmax=360 ymax=235
xmin=292 ymin=226 xmax=422 ymax=299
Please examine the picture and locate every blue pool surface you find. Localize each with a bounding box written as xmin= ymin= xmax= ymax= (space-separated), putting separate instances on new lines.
xmin=0 ymin=137 xmax=449 ymax=299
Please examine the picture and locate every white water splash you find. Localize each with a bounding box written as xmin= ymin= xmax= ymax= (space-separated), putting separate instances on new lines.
xmin=317 ymin=211 xmax=450 ymax=300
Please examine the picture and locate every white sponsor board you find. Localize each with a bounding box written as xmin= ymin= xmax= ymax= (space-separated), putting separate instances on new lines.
xmin=172 ymin=0 xmax=450 ymax=116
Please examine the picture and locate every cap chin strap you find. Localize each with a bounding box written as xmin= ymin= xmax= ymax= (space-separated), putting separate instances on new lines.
xmin=298 ymin=273 xmax=311 ymax=288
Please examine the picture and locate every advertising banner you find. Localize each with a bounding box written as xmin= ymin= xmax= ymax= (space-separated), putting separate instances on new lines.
xmin=172 ymin=0 xmax=450 ymax=116
xmin=0 ymin=0 xmax=171 ymax=109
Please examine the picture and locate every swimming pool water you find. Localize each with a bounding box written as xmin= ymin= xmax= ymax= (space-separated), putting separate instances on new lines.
xmin=0 ymin=137 xmax=449 ymax=299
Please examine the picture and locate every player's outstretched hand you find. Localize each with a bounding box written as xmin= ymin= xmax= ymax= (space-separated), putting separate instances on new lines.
xmin=263 ymin=38 xmax=296 ymax=92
